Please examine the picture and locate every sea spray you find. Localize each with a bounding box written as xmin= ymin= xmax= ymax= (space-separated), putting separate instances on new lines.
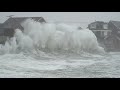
xmin=0 ymin=18 xmax=105 ymax=55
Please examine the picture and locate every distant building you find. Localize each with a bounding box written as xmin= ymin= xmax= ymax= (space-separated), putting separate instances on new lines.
xmin=104 ymin=20 xmax=120 ymax=51
xmin=0 ymin=28 xmax=14 ymax=44
xmin=88 ymin=20 xmax=120 ymax=51
xmin=0 ymin=17 xmax=46 ymax=44
xmin=0 ymin=17 xmax=46 ymax=30
xmin=108 ymin=20 xmax=120 ymax=36
xmin=88 ymin=21 xmax=109 ymax=30
xmin=88 ymin=21 xmax=111 ymax=39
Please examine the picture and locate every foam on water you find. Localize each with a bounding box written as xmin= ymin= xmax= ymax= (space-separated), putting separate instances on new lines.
xmin=0 ymin=19 xmax=105 ymax=55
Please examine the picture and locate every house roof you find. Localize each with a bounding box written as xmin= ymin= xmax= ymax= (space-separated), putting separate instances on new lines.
xmin=1 ymin=17 xmax=46 ymax=30
xmin=90 ymin=21 xmax=108 ymax=25
xmin=3 ymin=17 xmax=46 ymax=24
xmin=110 ymin=20 xmax=120 ymax=30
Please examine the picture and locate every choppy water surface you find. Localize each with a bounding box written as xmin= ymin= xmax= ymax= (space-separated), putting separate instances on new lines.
xmin=0 ymin=52 xmax=120 ymax=78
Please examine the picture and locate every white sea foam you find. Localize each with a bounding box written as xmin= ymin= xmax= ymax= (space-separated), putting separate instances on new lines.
xmin=0 ymin=19 xmax=105 ymax=55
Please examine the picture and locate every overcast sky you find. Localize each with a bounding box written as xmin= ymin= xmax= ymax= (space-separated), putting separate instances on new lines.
xmin=0 ymin=12 xmax=120 ymax=28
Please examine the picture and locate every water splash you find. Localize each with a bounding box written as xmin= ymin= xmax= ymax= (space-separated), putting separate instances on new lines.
xmin=0 ymin=19 xmax=105 ymax=55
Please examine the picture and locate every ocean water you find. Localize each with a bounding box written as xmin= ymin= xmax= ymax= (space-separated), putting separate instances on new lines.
xmin=0 ymin=52 xmax=120 ymax=78
xmin=0 ymin=19 xmax=119 ymax=78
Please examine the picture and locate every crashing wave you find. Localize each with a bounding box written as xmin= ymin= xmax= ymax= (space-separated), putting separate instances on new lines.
xmin=0 ymin=19 xmax=105 ymax=55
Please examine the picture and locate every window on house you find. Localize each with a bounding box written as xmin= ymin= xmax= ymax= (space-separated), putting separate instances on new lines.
xmin=104 ymin=31 xmax=108 ymax=36
xmin=103 ymin=24 xmax=108 ymax=29
xmin=90 ymin=24 xmax=96 ymax=29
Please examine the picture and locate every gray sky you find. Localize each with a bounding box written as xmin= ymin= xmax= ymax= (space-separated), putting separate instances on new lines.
xmin=0 ymin=12 xmax=120 ymax=28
